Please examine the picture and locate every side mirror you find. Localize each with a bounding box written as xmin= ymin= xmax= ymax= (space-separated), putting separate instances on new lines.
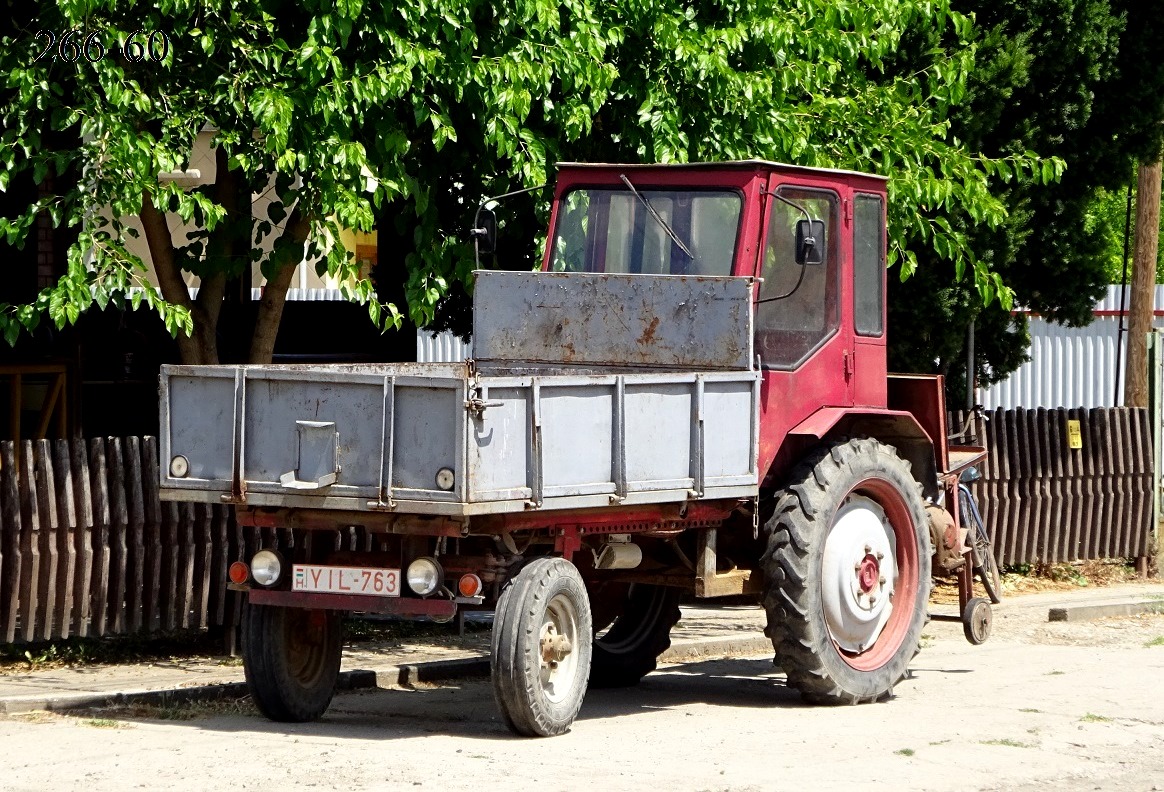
xmin=794 ymin=219 xmax=825 ymax=265
xmin=470 ymin=208 xmax=497 ymax=256
xmin=959 ymin=466 xmax=981 ymax=484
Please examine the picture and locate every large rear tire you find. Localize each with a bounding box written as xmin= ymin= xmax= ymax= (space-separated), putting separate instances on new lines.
xmin=242 ymin=604 xmax=342 ymax=722
xmin=491 ymin=558 xmax=592 ymax=737
xmin=589 ymin=584 xmax=682 ymax=688
xmin=762 ymin=438 xmax=931 ymax=704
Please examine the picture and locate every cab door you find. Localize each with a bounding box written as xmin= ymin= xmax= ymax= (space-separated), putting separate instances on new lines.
xmin=752 ymin=174 xmax=854 ymax=473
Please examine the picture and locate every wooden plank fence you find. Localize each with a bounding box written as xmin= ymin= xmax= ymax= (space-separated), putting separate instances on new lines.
xmin=0 ymin=437 xmax=241 ymax=644
xmin=954 ymin=407 xmax=1154 ymax=567
xmin=0 ymin=411 xmax=1156 ymax=643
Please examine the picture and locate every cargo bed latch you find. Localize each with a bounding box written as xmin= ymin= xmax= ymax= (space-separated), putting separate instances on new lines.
xmin=464 ymin=396 xmax=503 ymax=416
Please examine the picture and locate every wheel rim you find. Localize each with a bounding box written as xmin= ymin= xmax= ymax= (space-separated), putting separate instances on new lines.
xmin=284 ymin=609 xmax=331 ymax=689
xmin=821 ymin=481 xmax=919 ymax=671
xmin=539 ymin=592 xmax=582 ymax=705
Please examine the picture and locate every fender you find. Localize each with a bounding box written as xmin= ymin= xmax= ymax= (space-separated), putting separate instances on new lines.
xmin=782 ymin=407 xmax=940 ymax=499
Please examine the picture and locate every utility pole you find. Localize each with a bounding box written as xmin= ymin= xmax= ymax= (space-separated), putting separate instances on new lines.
xmin=1124 ymin=159 xmax=1162 ymax=408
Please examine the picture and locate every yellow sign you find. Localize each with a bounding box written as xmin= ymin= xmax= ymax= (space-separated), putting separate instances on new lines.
xmin=1066 ymin=419 xmax=1082 ymax=449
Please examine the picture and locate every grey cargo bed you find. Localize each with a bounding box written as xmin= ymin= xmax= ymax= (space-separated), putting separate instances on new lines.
xmin=159 ymin=272 xmax=761 ymax=516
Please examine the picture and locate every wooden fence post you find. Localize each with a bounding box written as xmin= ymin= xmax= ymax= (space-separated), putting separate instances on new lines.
xmin=52 ymin=440 xmax=77 ymax=640
xmin=125 ymin=437 xmax=146 ymax=633
xmin=1 ymin=442 xmax=22 ymax=644
xmin=142 ymin=437 xmax=163 ymax=633
xmin=106 ymin=437 xmax=128 ymax=635
xmin=70 ymin=439 xmax=95 ymax=637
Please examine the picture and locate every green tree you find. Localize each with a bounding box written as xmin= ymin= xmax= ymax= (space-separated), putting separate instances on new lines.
xmin=2 ymin=0 xmax=1060 ymax=359
xmin=887 ymin=0 xmax=1164 ymax=402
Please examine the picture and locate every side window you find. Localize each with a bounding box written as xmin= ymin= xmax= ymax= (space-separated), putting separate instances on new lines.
xmin=853 ymin=194 xmax=885 ymax=337
xmin=755 ymin=188 xmax=840 ymax=369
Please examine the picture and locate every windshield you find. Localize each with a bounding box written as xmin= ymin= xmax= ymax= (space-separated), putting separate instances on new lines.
xmin=549 ymin=188 xmax=742 ymax=276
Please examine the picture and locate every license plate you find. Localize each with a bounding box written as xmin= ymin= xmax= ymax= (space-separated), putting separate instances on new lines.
xmin=292 ymin=564 xmax=401 ymax=597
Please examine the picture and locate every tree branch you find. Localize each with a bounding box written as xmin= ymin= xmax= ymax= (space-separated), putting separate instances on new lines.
xmin=141 ymin=191 xmax=203 ymax=364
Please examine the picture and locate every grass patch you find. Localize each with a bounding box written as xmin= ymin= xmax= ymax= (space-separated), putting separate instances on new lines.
xmin=85 ymin=697 xmax=254 ymax=723
xmin=1045 ymin=670 xmax=1065 ymax=676
xmin=1080 ymin=713 xmax=1111 ymax=723
xmin=981 ymin=738 xmax=1036 ymax=749
xmin=1019 ymin=708 xmax=1042 ymax=713
xmin=84 ymin=718 xmax=124 ymax=729
xmin=895 ymin=749 xmax=915 ymax=757
xmin=929 ymin=740 xmax=950 ymax=746
xmin=1144 ymin=636 xmax=1164 ymax=648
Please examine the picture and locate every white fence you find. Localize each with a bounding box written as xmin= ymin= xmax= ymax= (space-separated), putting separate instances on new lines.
xmin=979 ymin=285 xmax=1164 ymax=410
xmin=416 ymin=330 xmax=472 ymax=363
xmin=416 ymin=286 xmax=1163 ymax=410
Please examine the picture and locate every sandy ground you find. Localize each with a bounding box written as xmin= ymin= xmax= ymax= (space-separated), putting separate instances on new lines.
xmin=2 ymin=586 xmax=1163 ymax=791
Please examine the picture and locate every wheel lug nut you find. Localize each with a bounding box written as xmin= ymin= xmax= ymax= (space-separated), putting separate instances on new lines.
xmin=879 ymin=575 xmax=886 ymax=585
xmin=864 ymin=545 xmax=872 ymax=554
xmin=876 ymin=551 xmax=884 ymax=561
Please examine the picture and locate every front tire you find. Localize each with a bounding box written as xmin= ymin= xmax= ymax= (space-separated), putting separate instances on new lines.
xmin=242 ymin=604 xmax=342 ymax=722
xmin=762 ymin=438 xmax=931 ymax=704
xmin=491 ymin=558 xmax=592 ymax=737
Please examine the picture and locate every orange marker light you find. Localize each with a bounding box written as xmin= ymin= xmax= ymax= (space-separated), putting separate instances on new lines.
xmin=458 ymin=573 xmax=483 ymax=598
xmin=228 ymin=561 xmax=250 ymax=585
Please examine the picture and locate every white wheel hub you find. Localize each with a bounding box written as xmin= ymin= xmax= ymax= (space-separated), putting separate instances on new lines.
xmin=821 ymin=495 xmax=898 ymax=653
xmin=538 ymin=593 xmax=581 ymax=704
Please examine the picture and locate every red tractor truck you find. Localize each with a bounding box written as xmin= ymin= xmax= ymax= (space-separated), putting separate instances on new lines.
xmin=159 ymin=160 xmax=994 ymax=737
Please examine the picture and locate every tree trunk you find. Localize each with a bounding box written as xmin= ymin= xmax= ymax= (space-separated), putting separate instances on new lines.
xmin=249 ymin=209 xmax=312 ymax=364
xmin=141 ymin=192 xmax=209 ymax=364
xmin=1124 ymin=159 xmax=1161 ymax=408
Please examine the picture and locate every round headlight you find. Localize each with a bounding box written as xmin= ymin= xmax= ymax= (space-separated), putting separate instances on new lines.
xmin=170 ymin=455 xmax=189 ymax=478
xmin=406 ymin=557 xmax=443 ymax=597
xmin=251 ymin=550 xmax=283 ymax=587
xmin=435 ymin=467 xmax=455 ymax=491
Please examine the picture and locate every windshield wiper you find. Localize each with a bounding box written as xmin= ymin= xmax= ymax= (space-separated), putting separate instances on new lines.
xmin=619 ymin=174 xmax=696 ymax=262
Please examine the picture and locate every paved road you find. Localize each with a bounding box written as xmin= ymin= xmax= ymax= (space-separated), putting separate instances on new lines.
xmin=3 ymin=599 xmax=1163 ymax=792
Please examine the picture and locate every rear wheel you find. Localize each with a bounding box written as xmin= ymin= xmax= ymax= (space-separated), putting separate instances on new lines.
xmin=762 ymin=438 xmax=931 ymax=704
xmin=242 ymin=604 xmax=342 ymax=722
xmin=589 ymin=584 xmax=682 ymax=688
xmin=491 ymin=558 xmax=592 ymax=737
xmin=962 ymin=597 xmax=992 ymax=645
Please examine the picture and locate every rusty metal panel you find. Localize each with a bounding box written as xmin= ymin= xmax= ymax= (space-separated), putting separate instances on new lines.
xmin=472 ymin=271 xmax=754 ymax=370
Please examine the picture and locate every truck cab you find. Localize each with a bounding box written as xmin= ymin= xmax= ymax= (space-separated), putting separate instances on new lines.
xmin=542 ymin=162 xmax=939 ymax=486
xmin=161 ymin=161 xmax=986 ymax=738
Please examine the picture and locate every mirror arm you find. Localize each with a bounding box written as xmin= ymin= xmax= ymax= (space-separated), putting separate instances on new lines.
xmin=471 ymin=183 xmax=550 ymax=268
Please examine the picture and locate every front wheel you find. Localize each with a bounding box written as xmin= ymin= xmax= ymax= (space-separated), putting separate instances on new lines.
xmin=242 ymin=604 xmax=342 ymax=722
xmin=491 ymin=557 xmax=592 ymax=737
xmin=762 ymin=438 xmax=932 ymax=704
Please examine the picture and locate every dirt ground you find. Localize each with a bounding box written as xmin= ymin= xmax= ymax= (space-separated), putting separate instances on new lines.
xmin=2 ymin=583 xmax=1163 ymax=792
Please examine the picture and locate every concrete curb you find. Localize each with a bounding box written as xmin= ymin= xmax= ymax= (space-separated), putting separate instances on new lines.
xmin=1048 ymin=599 xmax=1164 ymax=623
xmin=0 ymin=636 xmax=772 ymax=716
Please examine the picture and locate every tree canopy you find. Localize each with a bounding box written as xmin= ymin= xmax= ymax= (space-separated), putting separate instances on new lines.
xmin=887 ymin=0 xmax=1164 ymax=400
xmin=1 ymin=0 xmax=1064 ymax=362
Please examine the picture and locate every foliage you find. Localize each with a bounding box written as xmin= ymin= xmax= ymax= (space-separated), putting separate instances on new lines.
xmin=888 ymin=0 xmax=1164 ymax=398
xmin=2 ymin=0 xmax=1064 ymax=353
